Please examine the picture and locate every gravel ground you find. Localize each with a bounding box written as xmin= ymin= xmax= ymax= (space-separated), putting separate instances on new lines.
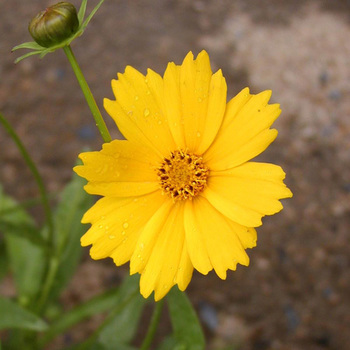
xmin=1 ymin=1 xmax=350 ymax=349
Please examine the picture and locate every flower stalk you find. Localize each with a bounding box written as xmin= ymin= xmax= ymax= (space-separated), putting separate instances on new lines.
xmin=140 ymin=299 xmax=165 ymax=350
xmin=63 ymin=45 xmax=111 ymax=143
xmin=0 ymin=113 xmax=54 ymax=248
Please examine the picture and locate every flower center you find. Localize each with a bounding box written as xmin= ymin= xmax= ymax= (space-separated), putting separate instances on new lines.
xmin=157 ymin=150 xmax=209 ymax=201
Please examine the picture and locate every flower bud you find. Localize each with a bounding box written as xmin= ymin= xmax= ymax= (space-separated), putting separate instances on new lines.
xmin=28 ymin=2 xmax=79 ymax=48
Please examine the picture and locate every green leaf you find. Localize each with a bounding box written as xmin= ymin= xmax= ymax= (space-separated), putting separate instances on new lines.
xmin=0 ymin=186 xmax=46 ymax=304
xmin=41 ymin=287 xmax=120 ymax=346
xmin=57 ymin=275 xmax=144 ymax=350
xmin=97 ymin=274 xmax=146 ymax=347
xmin=0 ymin=220 xmax=46 ymax=247
xmin=0 ymin=238 xmax=8 ymax=281
xmin=156 ymin=337 xmax=185 ymax=350
xmin=47 ymin=170 xmax=93 ymax=301
xmin=0 ymin=296 xmax=48 ymax=331
xmin=167 ymin=288 xmax=205 ymax=350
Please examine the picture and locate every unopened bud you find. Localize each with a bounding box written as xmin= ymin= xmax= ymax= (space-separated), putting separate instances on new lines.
xmin=28 ymin=2 xmax=79 ymax=48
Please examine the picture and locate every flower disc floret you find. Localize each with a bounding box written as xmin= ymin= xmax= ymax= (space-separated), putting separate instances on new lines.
xmin=157 ymin=150 xmax=209 ymax=201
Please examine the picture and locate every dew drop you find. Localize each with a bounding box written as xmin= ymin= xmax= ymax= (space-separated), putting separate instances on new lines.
xmin=123 ymin=222 xmax=129 ymax=229
xmin=121 ymin=231 xmax=126 ymax=236
xmin=127 ymin=110 xmax=133 ymax=116
xmin=163 ymin=284 xmax=168 ymax=290
xmin=137 ymin=254 xmax=141 ymax=259
xmin=139 ymin=243 xmax=144 ymax=250
xmin=197 ymin=97 xmax=202 ymax=102
xmin=98 ymin=224 xmax=103 ymax=229
xmin=144 ymin=108 xmax=150 ymax=117
xmin=122 ymin=238 xmax=127 ymax=243
xmin=158 ymin=120 xmax=162 ymax=125
xmin=109 ymin=234 xmax=115 ymax=239
xmin=196 ymin=131 xmax=201 ymax=137
xmin=134 ymin=95 xmax=139 ymax=101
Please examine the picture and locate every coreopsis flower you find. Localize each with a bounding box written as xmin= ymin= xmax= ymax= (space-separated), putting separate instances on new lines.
xmin=74 ymin=51 xmax=292 ymax=301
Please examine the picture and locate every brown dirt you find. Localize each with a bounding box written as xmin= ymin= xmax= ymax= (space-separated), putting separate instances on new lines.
xmin=1 ymin=1 xmax=350 ymax=349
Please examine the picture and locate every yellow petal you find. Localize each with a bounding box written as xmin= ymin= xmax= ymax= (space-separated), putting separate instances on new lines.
xmin=129 ymin=200 xmax=174 ymax=275
xmin=163 ymin=61 xmax=185 ymax=149
xmin=104 ymin=67 xmax=176 ymax=157
xmin=176 ymin=246 xmax=193 ymax=291
xmin=196 ymin=68 xmax=227 ymax=154
xmin=186 ymin=196 xmax=249 ymax=279
xmin=163 ymin=50 xmax=227 ymax=153
xmin=205 ymin=89 xmax=281 ymax=170
xmin=203 ymin=162 xmax=293 ymax=227
xmin=81 ymin=191 xmax=166 ymax=261
xmin=74 ymin=140 xmax=160 ymax=197
xmin=138 ymin=203 xmax=186 ymax=300
xmin=184 ymin=199 xmax=213 ymax=275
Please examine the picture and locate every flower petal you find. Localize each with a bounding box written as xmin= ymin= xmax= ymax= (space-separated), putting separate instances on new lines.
xmin=183 ymin=199 xmax=212 ymax=275
xmin=81 ymin=191 xmax=166 ymax=262
xmin=74 ymin=140 xmax=159 ymax=197
xmin=203 ymin=162 xmax=293 ymax=227
xmin=205 ymin=89 xmax=281 ymax=170
xmin=130 ymin=201 xmax=189 ymax=300
xmin=163 ymin=51 xmax=227 ymax=153
xmin=104 ymin=67 xmax=176 ymax=157
xmin=185 ymin=196 xmax=250 ymax=279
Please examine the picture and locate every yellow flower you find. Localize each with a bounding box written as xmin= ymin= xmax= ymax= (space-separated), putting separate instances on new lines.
xmin=74 ymin=50 xmax=292 ymax=301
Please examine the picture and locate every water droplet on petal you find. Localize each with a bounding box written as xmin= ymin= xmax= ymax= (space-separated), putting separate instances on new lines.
xmin=135 ymin=95 xmax=139 ymax=101
xmin=98 ymin=224 xmax=103 ymax=229
xmin=109 ymin=235 xmax=115 ymax=239
xmin=139 ymin=243 xmax=144 ymax=250
xmin=123 ymin=222 xmax=129 ymax=229
xmin=144 ymin=108 xmax=150 ymax=117
xmin=121 ymin=231 xmax=126 ymax=236
xmin=127 ymin=110 xmax=133 ymax=116
xmin=197 ymin=97 xmax=202 ymax=102
xmin=158 ymin=120 xmax=162 ymax=125
xmin=196 ymin=131 xmax=201 ymax=137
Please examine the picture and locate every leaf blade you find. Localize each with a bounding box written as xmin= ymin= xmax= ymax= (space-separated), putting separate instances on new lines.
xmin=167 ymin=288 xmax=206 ymax=350
xmin=0 ymin=296 xmax=48 ymax=331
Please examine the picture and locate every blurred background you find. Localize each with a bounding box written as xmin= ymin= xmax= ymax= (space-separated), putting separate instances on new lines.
xmin=1 ymin=0 xmax=350 ymax=349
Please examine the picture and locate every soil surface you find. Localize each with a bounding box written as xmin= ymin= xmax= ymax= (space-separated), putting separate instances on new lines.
xmin=1 ymin=1 xmax=350 ymax=349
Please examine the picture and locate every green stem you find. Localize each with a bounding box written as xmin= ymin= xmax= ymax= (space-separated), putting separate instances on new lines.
xmin=0 ymin=113 xmax=54 ymax=247
xmin=77 ymin=289 xmax=139 ymax=350
xmin=63 ymin=45 xmax=111 ymax=143
xmin=35 ymin=256 xmax=59 ymax=314
xmin=140 ymin=299 xmax=165 ymax=350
